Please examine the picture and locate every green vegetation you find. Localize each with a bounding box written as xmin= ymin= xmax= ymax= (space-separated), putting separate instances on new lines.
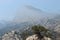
xmin=32 ymin=25 xmax=53 ymax=38
xmin=32 ymin=25 xmax=48 ymax=34
xmin=21 ymin=25 xmax=53 ymax=40
xmin=21 ymin=30 xmax=32 ymax=40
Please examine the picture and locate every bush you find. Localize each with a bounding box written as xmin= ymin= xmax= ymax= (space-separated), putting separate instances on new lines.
xmin=31 ymin=25 xmax=52 ymax=38
xmin=32 ymin=25 xmax=48 ymax=34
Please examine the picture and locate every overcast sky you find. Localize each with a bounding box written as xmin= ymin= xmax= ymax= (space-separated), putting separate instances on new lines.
xmin=0 ymin=0 xmax=60 ymax=21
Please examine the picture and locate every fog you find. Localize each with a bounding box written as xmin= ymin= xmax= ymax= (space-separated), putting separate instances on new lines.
xmin=12 ymin=5 xmax=57 ymax=23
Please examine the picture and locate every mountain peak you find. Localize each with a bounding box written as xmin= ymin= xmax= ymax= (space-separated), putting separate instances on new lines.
xmin=25 ymin=5 xmax=42 ymax=12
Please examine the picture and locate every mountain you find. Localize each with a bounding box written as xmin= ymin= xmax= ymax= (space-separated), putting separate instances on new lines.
xmin=43 ymin=15 xmax=60 ymax=31
xmin=41 ymin=15 xmax=60 ymax=40
xmin=0 ymin=15 xmax=60 ymax=40
xmin=0 ymin=21 xmax=33 ymax=36
xmin=0 ymin=6 xmax=60 ymax=37
xmin=13 ymin=5 xmax=56 ymax=23
xmin=0 ymin=6 xmax=54 ymax=35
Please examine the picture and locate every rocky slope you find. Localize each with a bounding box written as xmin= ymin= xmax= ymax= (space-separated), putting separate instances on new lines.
xmin=2 ymin=31 xmax=22 ymax=40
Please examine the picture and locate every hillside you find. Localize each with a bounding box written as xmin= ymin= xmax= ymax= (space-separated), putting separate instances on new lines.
xmin=1 ymin=25 xmax=53 ymax=40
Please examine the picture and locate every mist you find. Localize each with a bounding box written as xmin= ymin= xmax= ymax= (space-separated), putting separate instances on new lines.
xmin=12 ymin=5 xmax=57 ymax=23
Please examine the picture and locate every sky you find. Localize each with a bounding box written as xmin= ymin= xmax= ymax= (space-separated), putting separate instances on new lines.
xmin=0 ymin=0 xmax=60 ymax=21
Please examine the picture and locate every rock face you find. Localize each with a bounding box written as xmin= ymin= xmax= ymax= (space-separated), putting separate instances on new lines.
xmin=26 ymin=34 xmax=39 ymax=40
xmin=26 ymin=34 xmax=52 ymax=40
xmin=2 ymin=31 xmax=22 ymax=40
xmin=44 ymin=36 xmax=52 ymax=40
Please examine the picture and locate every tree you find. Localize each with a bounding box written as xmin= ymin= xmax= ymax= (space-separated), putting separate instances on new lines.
xmin=32 ymin=25 xmax=48 ymax=34
xmin=31 ymin=25 xmax=52 ymax=38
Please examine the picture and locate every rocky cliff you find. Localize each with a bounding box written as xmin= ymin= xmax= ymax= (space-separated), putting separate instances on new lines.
xmin=2 ymin=31 xmax=22 ymax=40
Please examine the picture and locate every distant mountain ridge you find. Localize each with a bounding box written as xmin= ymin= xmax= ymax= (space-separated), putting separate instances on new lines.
xmin=0 ymin=15 xmax=60 ymax=35
xmin=0 ymin=6 xmax=60 ymax=39
xmin=0 ymin=15 xmax=60 ymax=40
